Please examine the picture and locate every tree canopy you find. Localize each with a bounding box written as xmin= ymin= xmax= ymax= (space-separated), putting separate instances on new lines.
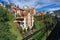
xmin=0 ymin=7 xmax=16 ymax=40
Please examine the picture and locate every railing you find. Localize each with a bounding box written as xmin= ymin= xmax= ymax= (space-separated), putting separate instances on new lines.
xmin=16 ymin=17 xmax=24 ymax=20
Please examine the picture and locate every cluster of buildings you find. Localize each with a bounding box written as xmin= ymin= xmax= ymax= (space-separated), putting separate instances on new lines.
xmin=11 ymin=5 xmax=36 ymax=30
xmin=0 ymin=2 xmax=46 ymax=30
xmin=36 ymin=12 xmax=46 ymax=16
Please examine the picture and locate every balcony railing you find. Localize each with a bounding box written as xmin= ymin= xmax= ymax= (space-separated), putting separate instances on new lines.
xmin=16 ymin=17 xmax=24 ymax=20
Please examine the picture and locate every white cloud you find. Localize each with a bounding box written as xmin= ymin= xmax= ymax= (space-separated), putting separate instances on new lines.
xmin=2 ymin=0 xmax=60 ymax=8
xmin=48 ymin=7 xmax=60 ymax=11
xmin=36 ymin=4 xmax=48 ymax=8
xmin=9 ymin=0 xmax=38 ymax=8
xmin=2 ymin=0 xmax=60 ymax=12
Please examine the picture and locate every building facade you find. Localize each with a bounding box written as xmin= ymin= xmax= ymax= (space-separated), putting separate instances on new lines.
xmin=12 ymin=6 xmax=36 ymax=30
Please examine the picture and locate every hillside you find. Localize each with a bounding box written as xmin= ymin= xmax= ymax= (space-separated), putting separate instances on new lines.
xmin=0 ymin=6 xmax=23 ymax=40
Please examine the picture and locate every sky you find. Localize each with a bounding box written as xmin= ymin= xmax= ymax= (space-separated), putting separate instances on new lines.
xmin=0 ymin=0 xmax=60 ymax=12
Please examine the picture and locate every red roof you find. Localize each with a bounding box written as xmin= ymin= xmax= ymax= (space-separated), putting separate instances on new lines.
xmin=23 ymin=11 xmax=28 ymax=15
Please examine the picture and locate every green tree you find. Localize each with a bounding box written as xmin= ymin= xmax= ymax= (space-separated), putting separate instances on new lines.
xmin=31 ymin=13 xmax=56 ymax=40
xmin=27 ymin=27 xmax=30 ymax=31
xmin=6 ymin=4 xmax=11 ymax=9
xmin=24 ymin=29 xmax=26 ymax=33
xmin=0 ymin=7 xmax=16 ymax=40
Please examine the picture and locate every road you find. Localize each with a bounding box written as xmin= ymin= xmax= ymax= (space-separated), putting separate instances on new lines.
xmin=47 ymin=17 xmax=60 ymax=40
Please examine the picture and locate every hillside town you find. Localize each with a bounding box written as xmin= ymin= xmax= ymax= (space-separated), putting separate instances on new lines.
xmin=0 ymin=2 xmax=46 ymax=30
xmin=0 ymin=1 xmax=60 ymax=40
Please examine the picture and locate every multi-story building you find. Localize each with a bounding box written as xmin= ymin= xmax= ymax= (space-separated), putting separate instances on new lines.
xmin=12 ymin=6 xmax=36 ymax=30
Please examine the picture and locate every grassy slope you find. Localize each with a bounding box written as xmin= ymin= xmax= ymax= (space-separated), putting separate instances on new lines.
xmin=8 ymin=21 xmax=23 ymax=40
xmin=30 ymin=31 xmax=46 ymax=40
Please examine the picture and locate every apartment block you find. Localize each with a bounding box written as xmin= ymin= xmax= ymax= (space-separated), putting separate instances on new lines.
xmin=12 ymin=6 xmax=36 ymax=30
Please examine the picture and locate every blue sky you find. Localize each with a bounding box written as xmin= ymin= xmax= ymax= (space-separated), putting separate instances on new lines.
xmin=0 ymin=0 xmax=60 ymax=12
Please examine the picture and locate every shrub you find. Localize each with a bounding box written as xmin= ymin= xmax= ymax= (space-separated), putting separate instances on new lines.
xmin=27 ymin=27 xmax=30 ymax=31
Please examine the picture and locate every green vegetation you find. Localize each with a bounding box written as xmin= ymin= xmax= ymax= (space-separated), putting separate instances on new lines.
xmin=31 ymin=29 xmax=46 ymax=40
xmin=0 ymin=5 xmax=56 ymax=40
xmin=0 ymin=22 xmax=17 ymax=40
xmin=24 ymin=28 xmax=27 ymax=33
xmin=0 ymin=7 xmax=16 ymax=40
xmin=0 ymin=6 xmax=22 ymax=40
xmin=27 ymin=26 xmax=30 ymax=31
xmin=34 ymin=18 xmax=46 ymax=30
xmin=8 ymin=21 xmax=23 ymax=40
xmin=30 ymin=13 xmax=56 ymax=40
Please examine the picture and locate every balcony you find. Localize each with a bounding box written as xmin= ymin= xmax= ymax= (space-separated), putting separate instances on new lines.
xmin=16 ymin=17 xmax=24 ymax=20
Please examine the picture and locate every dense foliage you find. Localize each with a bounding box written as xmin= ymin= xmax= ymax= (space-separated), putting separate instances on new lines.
xmin=0 ymin=7 xmax=16 ymax=40
xmin=31 ymin=13 xmax=56 ymax=40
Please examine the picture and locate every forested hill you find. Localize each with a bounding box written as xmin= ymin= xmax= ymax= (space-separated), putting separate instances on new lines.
xmin=54 ymin=10 xmax=60 ymax=14
xmin=0 ymin=4 xmax=22 ymax=40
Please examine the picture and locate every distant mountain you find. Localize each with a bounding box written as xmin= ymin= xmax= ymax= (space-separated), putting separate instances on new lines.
xmin=54 ymin=10 xmax=60 ymax=13
xmin=54 ymin=10 xmax=60 ymax=14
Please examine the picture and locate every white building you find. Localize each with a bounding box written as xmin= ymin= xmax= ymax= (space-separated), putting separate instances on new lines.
xmin=12 ymin=6 xmax=36 ymax=30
